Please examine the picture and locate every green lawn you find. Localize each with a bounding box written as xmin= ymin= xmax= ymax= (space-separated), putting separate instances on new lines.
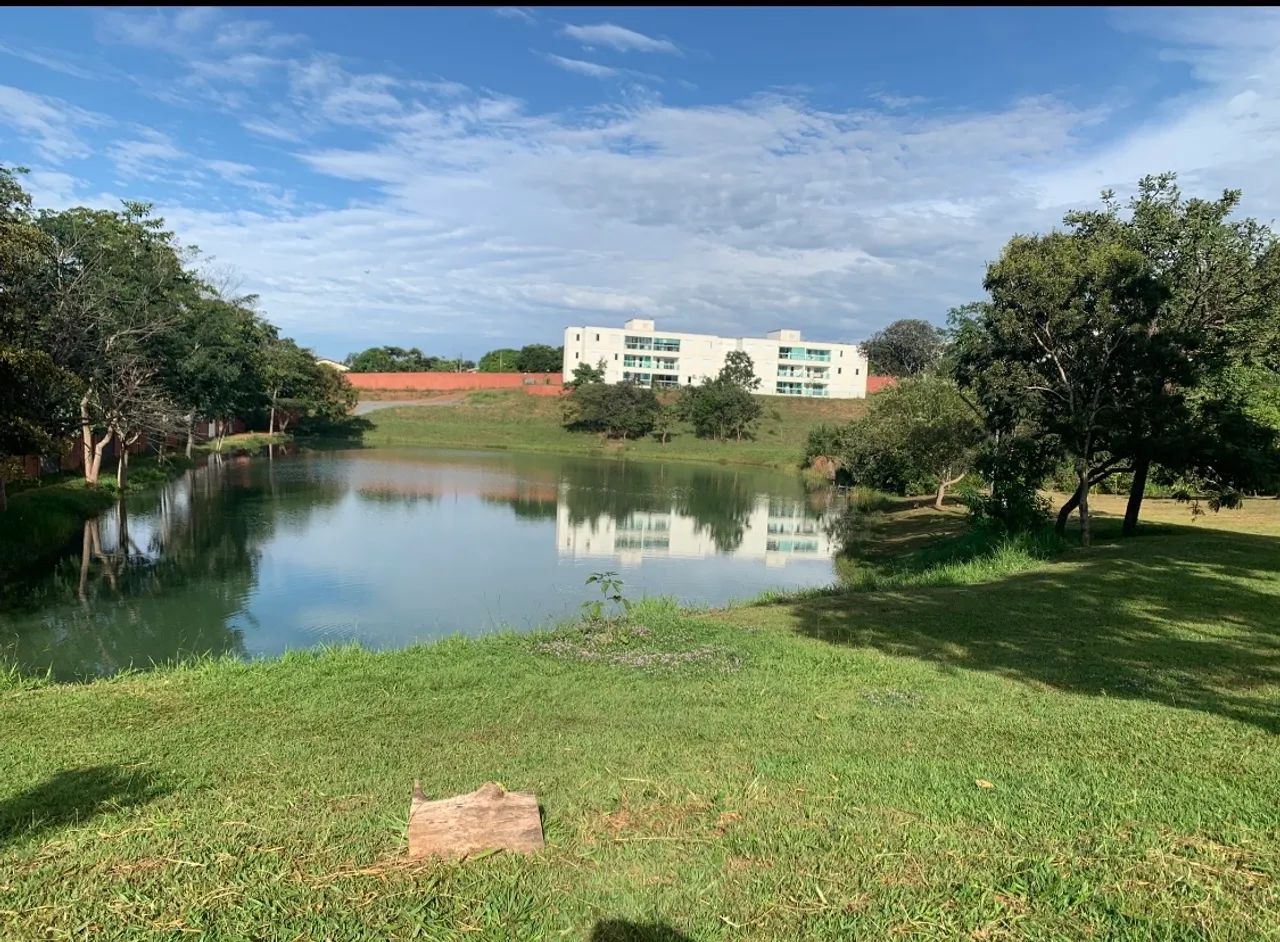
xmin=2 ymin=497 xmax=1277 ymax=939
xmin=362 ymin=390 xmax=869 ymax=469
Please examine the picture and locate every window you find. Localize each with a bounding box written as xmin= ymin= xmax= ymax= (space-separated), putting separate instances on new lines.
xmin=575 ymin=333 xmax=580 ymax=341
xmin=595 ymin=333 xmax=600 ymax=341
xmin=855 ymin=367 xmax=860 ymax=375
xmin=775 ymin=381 xmax=803 ymax=396
xmin=574 ymin=352 xmax=579 ymax=360
xmin=839 ymin=350 xmax=844 ymax=358
xmin=652 ymin=373 xmax=679 ymax=389
xmin=614 ymin=353 xmax=618 ymax=360
xmin=837 ymin=368 xmax=842 ymax=375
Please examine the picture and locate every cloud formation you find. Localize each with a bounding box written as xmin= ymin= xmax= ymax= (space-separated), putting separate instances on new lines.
xmin=561 ymin=23 xmax=680 ymax=55
xmin=4 ymin=8 xmax=1280 ymax=359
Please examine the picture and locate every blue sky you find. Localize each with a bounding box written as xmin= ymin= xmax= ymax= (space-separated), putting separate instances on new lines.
xmin=2 ymin=7 xmax=1277 ymax=360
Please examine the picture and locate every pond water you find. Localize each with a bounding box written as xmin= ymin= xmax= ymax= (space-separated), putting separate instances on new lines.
xmin=0 ymin=448 xmax=844 ymax=680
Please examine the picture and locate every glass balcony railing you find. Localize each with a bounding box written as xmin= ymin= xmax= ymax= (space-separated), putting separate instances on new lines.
xmin=624 ymin=355 xmax=679 ymax=370
xmin=779 ymin=347 xmax=831 ymax=362
xmin=625 ymin=336 xmax=682 ymax=352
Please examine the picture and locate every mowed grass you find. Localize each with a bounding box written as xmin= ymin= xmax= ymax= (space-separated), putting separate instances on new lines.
xmin=361 ymin=389 xmax=869 ymax=469
xmin=2 ymin=498 xmax=1278 ymax=939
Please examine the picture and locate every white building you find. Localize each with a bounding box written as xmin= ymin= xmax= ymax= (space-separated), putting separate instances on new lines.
xmin=561 ymin=319 xmax=868 ymax=398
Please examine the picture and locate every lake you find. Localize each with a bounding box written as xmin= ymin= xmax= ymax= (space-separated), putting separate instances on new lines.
xmin=0 ymin=448 xmax=844 ymax=680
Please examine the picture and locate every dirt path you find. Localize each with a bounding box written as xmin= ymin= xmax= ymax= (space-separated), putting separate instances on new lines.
xmin=353 ymin=394 xmax=467 ymax=415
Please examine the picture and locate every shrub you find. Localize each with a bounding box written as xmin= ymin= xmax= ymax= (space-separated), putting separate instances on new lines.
xmin=562 ymin=383 xmax=660 ymax=439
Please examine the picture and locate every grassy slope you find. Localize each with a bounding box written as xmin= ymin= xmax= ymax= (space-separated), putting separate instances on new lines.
xmin=2 ymin=498 xmax=1278 ymax=940
xmin=362 ymin=390 xmax=868 ymax=469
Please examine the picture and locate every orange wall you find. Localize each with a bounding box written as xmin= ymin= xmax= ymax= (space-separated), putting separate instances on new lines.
xmin=346 ymin=372 xmax=562 ymax=392
xmin=866 ymin=375 xmax=898 ymax=394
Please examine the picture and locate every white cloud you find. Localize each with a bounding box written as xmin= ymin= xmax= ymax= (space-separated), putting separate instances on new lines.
xmin=562 ymin=23 xmax=679 ymax=55
xmin=545 ymin=54 xmax=620 ymax=79
xmin=0 ymin=41 xmax=106 ymax=80
xmin=107 ymin=128 xmax=186 ymax=178
xmin=494 ymin=7 xmax=536 ymax=25
xmin=10 ymin=7 xmax=1280 ymax=358
xmin=0 ymin=85 xmax=104 ymax=161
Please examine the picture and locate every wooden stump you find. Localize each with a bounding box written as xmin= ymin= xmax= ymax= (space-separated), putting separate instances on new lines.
xmin=407 ymin=781 xmax=544 ymax=859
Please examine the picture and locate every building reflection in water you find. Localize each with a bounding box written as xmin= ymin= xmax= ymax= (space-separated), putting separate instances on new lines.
xmin=557 ymin=493 xmax=834 ymax=566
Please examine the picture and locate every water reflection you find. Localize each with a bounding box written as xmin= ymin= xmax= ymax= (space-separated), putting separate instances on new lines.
xmin=0 ymin=449 xmax=841 ymax=679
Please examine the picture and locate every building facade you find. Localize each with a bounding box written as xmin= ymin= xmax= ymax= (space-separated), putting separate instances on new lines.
xmin=561 ymin=319 xmax=868 ymax=398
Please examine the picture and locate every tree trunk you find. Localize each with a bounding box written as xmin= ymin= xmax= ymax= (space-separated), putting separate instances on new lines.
xmin=0 ymin=472 xmax=6 ymax=513
xmin=934 ymin=470 xmax=967 ymax=510
xmin=185 ymin=411 xmax=195 ymax=459
xmin=80 ymin=391 xmax=96 ymax=485
xmin=1077 ymin=464 xmax=1092 ymax=547
xmin=86 ymin=429 xmax=113 ymax=488
xmin=268 ymin=390 xmax=278 ymax=436
xmin=116 ymin=442 xmax=129 ymax=490
xmin=1055 ymin=485 xmax=1082 ymax=537
xmin=1122 ymin=452 xmax=1150 ymax=537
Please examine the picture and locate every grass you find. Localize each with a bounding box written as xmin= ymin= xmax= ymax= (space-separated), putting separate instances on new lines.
xmin=361 ymin=389 xmax=869 ymax=470
xmin=2 ymin=497 xmax=1278 ymax=939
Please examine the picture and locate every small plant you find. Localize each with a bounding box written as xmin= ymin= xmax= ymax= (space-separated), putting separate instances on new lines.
xmin=582 ymin=571 xmax=632 ymax=622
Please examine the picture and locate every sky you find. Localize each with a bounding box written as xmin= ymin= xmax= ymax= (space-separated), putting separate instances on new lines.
xmin=2 ymin=6 xmax=1279 ymax=361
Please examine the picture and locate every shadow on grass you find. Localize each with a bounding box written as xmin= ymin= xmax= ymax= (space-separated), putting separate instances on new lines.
xmin=784 ymin=521 xmax=1280 ymax=733
xmin=590 ymin=921 xmax=694 ymax=941
xmin=295 ymin=415 xmax=376 ymax=449
xmin=0 ymin=765 xmax=168 ymax=847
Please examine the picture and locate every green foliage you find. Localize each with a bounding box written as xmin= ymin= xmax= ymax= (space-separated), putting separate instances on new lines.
xmin=565 ymin=358 xmax=606 ymax=389
xmin=827 ymin=376 xmax=984 ymax=504
xmin=861 ymin=318 xmax=947 ymax=376
xmin=344 ymin=346 xmax=473 ymax=372
xmin=562 ymin=382 xmax=660 ymax=439
xmin=677 ymin=380 xmax=763 ymax=441
xmin=515 ymin=343 xmax=563 ymax=372
xmin=675 ymin=355 xmax=765 ymax=442
xmin=0 ymin=346 xmax=81 ymax=463
xmin=719 ymin=349 xmax=761 ymax=390
xmin=581 ymin=570 xmax=632 ymax=622
xmin=477 ymin=347 xmax=520 ymax=372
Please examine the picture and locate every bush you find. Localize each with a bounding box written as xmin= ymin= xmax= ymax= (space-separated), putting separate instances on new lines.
xmin=563 ymin=383 xmax=660 ymax=439
xmin=678 ymin=381 xmax=762 ymax=441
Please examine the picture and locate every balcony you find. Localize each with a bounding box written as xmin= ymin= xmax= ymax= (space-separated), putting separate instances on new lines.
xmin=625 ymin=335 xmax=681 ymax=352
xmin=779 ymin=346 xmax=831 ymax=363
xmin=624 ymin=355 xmax=679 ymax=370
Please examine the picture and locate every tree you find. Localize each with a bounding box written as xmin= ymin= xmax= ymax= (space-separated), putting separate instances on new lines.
xmin=562 ymin=383 xmax=660 ymax=439
xmin=862 ymin=319 xmax=946 ymax=376
xmin=719 ymin=350 xmax=761 ymax=390
xmin=651 ymin=403 xmax=678 ymax=444
xmin=34 ymin=203 xmax=193 ymax=486
xmin=344 ymin=346 xmax=472 ymax=372
xmin=676 ymin=353 xmax=763 ymax=441
xmin=833 ymin=376 xmax=983 ymax=507
xmin=1062 ymin=174 xmax=1280 ymax=534
xmin=0 ymin=346 xmax=82 ymax=510
xmin=478 ymin=348 xmax=520 ymax=372
xmin=967 ymin=229 xmax=1165 ymax=544
xmin=566 ymin=359 xmax=606 ymax=389
xmin=516 ymin=344 xmax=563 ymax=372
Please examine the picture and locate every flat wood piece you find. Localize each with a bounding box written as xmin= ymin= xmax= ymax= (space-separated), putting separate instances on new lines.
xmin=408 ymin=781 xmax=544 ymax=859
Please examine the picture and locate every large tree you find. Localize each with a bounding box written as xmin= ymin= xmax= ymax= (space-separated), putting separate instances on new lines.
xmin=516 ymin=344 xmax=563 ymax=372
xmin=677 ymin=352 xmax=764 ymax=441
xmin=862 ymin=318 xmax=946 ymax=377
xmin=964 ymin=229 xmax=1165 ymax=545
xmin=1062 ymin=174 xmax=1280 ymax=533
xmin=562 ymin=383 xmax=660 ymax=440
xmin=34 ymin=203 xmax=193 ymax=485
xmin=478 ymin=348 xmax=520 ymax=372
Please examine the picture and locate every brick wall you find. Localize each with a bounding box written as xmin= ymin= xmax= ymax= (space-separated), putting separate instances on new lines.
xmin=346 ymin=372 xmax=563 ymax=392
